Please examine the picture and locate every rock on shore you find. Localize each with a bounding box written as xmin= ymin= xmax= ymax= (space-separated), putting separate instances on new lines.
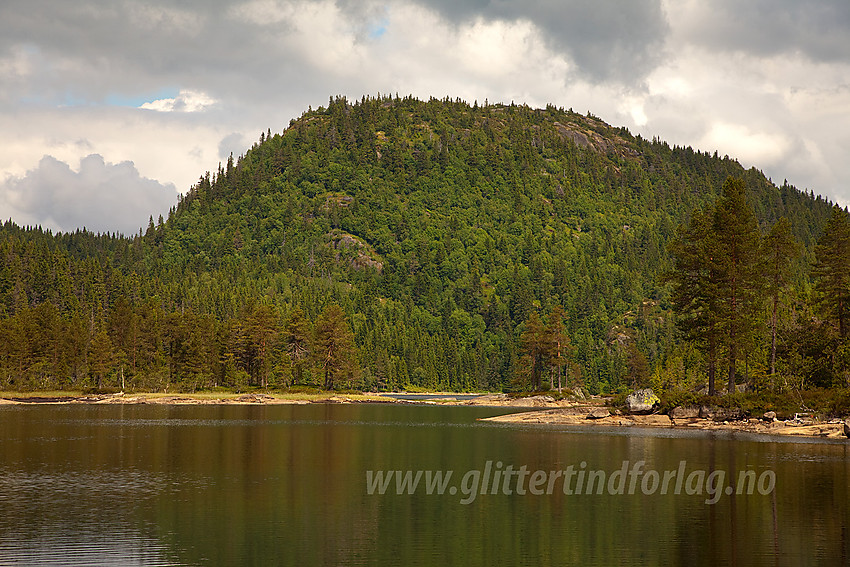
xmin=625 ymin=389 xmax=659 ymax=414
xmin=586 ymin=408 xmax=610 ymax=419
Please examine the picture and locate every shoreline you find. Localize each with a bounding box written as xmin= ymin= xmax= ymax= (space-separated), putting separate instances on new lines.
xmin=0 ymin=391 xmax=571 ymax=407
xmin=2 ymin=391 xmax=848 ymax=441
xmin=479 ymin=405 xmax=850 ymax=441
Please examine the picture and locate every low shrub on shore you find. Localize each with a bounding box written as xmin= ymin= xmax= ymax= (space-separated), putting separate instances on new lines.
xmin=658 ymin=388 xmax=850 ymax=419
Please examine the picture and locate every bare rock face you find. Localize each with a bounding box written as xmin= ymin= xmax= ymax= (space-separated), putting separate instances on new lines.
xmin=564 ymin=387 xmax=586 ymax=401
xmin=844 ymin=419 xmax=850 ymax=439
xmin=506 ymin=395 xmax=556 ymax=407
xmin=669 ymin=406 xmax=699 ymax=419
xmin=699 ymin=405 xmax=716 ymax=419
xmin=763 ymin=411 xmax=777 ymax=421
xmin=586 ymin=408 xmax=610 ymax=420
xmin=700 ymin=405 xmax=746 ymax=422
xmin=625 ymin=389 xmax=659 ymax=414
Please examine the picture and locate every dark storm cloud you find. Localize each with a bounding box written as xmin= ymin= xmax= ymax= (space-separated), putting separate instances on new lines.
xmin=0 ymin=0 xmax=669 ymax=109
xmin=0 ymin=0 xmax=271 ymax=106
xmin=682 ymin=0 xmax=850 ymax=62
xmin=411 ymin=0 xmax=669 ymax=82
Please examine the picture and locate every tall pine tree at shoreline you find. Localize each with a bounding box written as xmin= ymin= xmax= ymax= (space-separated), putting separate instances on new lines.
xmin=712 ymin=177 xmax=765 ymax=394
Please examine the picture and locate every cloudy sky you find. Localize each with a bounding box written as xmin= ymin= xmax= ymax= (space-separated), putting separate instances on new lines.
xmin=2 ymin=0 xmax=850 ymax=234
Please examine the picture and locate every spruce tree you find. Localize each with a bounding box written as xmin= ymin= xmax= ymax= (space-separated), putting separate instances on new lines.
xmin=667 ymin=207 xmax=722 ymax=394
xmin=283 ymin=308 xmax=312 ymax=385
xmin=811 ymin=206 xmax=850 ymax=387
xmin=314 ymin=304 xmax=359 ymax=390
xmin=811 ymin=205 xmax=850 ymax=337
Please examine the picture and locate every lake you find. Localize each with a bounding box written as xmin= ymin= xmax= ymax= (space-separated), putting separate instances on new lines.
xmin=0 ymin=403 xmax=848 ymax=566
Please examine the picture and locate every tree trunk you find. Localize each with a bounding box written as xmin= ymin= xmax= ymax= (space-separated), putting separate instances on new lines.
xmin=708 ymin=337 xmax=716 ymax=396
xmin=557 ymin=339 xmax=563 ymax=393
xmin=770 ymin=294 xmax=778 ymax=375
xmin=728 ymin=333 xmax=736 ymax=394
xmin=728 ymin=280 xmax=738 ymax=395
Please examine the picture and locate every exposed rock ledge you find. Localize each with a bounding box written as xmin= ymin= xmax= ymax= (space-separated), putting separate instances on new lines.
xmin=482 ymin=406 xmax=850 ymax=440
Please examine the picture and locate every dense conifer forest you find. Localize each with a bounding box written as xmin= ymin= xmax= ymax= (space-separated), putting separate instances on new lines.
xmin=1 ymin=95 xmax=845 ymax=401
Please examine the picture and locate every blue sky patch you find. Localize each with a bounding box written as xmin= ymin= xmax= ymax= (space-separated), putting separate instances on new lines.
xmin=105 ymin=88 xmax=179 ymax=108
xmin=369 ymin=17 xmax=388 ymax=39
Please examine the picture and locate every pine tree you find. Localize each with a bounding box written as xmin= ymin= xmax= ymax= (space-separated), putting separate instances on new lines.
xmin=247 ymin=304 xmax=279 ymax=389
xmin=544 ymin=305 xmax=572 ymax=393
xmin=763 ymin=217 xmax=798 ymax=376
xmin=89 ymin=328 xmax=113 ymax=389
xmin=625 ymin=341 xmax=650 ymax=389
xmin=517 ymin=311 xmax=547 ymax=391
xmin=711 ymin=177 xmax=764 ymax=393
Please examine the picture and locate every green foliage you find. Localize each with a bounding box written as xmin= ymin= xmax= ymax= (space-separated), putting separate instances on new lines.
xmin=0 ymin=96 xmax=838 ymax=394
xmin=811 ymin=205 xmax=850 ymax=337
xmin=657 ymin=389 xmax=701 ymax=414
xmin=666 ymin=206 xmax=723 ymax=393
xmin=314 ymin=303 xmax=359 ymax=390
xmin=763 ymin=217 xmax=798 ymax=375
xmin=711 ymin=178 xmax=766 ymax=392
xmin=658 ymin=388 xmax=850 ymax=421
xmin=666 ymin=178 xmax=814 ymax=396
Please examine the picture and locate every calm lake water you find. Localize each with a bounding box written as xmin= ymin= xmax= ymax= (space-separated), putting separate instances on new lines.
xmin=0 ymin=403 xmax=848 ymax=566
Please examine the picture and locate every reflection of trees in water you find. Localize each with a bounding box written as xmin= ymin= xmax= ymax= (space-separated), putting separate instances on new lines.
xmin=1 ymin=405 xmax=848 ymax=565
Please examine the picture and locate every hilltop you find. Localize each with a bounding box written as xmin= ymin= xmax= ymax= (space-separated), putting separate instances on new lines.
xmin=0 ymin=95 xmax=836 ymax=394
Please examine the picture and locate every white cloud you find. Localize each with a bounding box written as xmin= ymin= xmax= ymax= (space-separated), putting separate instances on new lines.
xmin=632 ymin=12 xmax=850 ymax=200
xmin=0 ymin=105 xmax=229 ymax=198
xmin=0 ymin=154 xmax=177 ymax=235
xmin=1 ymin=0 xmax=850 ymax=231
xmin=140 ymin=90 xmax=217 ymax=112
xmin=699 ymin=122 xmax=791 ymax=165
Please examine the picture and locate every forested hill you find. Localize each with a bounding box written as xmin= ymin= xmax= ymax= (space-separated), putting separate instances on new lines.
xmin=0 ymin=95 xmax=837 ymax=394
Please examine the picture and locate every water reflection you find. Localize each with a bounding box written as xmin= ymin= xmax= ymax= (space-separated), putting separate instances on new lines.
xmin=0 ymin=404 xmax=847 ymax=566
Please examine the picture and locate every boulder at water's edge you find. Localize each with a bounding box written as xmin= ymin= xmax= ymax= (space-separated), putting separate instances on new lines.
xmin=626 ymin=389 xmax=659 ymax=414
